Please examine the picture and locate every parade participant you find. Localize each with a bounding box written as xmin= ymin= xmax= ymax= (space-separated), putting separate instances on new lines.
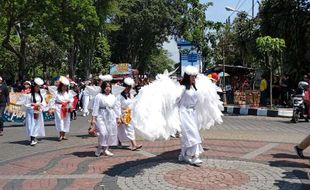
xmin=91 ymin=75 xmax=121 ymax=157
xmin=177 ymin=66 xmax=204 ymax=165
xmin=54 ymin=76 xmax=73 ymax=141
xmin=82 ymin=80 xmax=91 ymax=117
xmin=24 ymin=78 xmax=46 ymax=146
xmin=0 ymin=76 xmax=10 ymax=136
xmin=70 ymin=81 xmax=79 ymax=120
xmin=21 ymin=81 xmax=32 ymax=94
xmin=117 ymin=78 xmax=142 ymax=151
xmin=131 ymin=66 xmax=223 ymax=166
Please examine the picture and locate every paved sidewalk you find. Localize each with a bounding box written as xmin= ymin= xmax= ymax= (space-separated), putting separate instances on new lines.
xmin=0 ymin=115 xmax=309 ymax=190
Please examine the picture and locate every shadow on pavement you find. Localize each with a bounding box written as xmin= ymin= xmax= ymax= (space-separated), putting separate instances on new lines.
xmin=269 ymin=160 xmax=310 ymax=169
xmin=71 ymin=151 xmax=97 ymax=158
xmin=273 ymin=170 xmax=310 ymax=190
xmin=271 ymin=153 xmax=308 ymax=160
xmin=75 ymin=134 xmax=96 ymax=139
xmin=40 ymin=136 xmax=60 ymax=142
xmin=8 ymin=140 xmax=29 ymax=145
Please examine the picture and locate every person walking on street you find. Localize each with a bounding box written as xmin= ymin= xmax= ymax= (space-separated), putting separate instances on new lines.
xmin=117 ymin=78 xmax=142 ymax=151
xmin=24 ymin=78 xmax=46 ymax=145
xmin=53 ymin=76 xmax=73 ymax=141
xmin=0 ymin=76 xmax=10 ymax=136
xmin=294 ymin=82 xmax=310 ymax=158
xmin=91 ymin=75 xmax=121 ymax=157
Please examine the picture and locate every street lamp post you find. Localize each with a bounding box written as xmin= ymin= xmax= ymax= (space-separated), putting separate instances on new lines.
xmin=225 ymin=6 xmax=254 ymax=19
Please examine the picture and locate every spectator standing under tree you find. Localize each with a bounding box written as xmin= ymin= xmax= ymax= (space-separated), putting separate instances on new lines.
xmin=0 ymin=76 xmax=10 ymax=136
xmin=260 ymin=74 xmax=268 ymax=107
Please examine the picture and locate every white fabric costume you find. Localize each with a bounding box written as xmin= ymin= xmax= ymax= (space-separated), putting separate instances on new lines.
xmin=82 ymin=89 xmax=90 ymax=115
xmin=92 ymin=93 xmax=120 ymax=146
xmin=131 ymin=67 xmax=223 ymax=163
xmin=117 ymin=93 xmax=136 ymax=143
xmin=54 ymin=91 xmax=73 ymax=133
xmin=24 ymin=93 xmax=46 ymax=138
xmin=178 ymin=86 xmax=204 ymax=157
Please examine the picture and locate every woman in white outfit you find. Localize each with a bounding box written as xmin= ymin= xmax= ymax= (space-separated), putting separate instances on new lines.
xmin=24 ymin=78 xmax=46 ymax=146
xmin=117 ymin=78 xmax=142 ymax=151
xmin=91 ymin=75 xmax=121 ymax=157
xmin=54 ymin=76 xmax=73 ymax=141
xmin=178 ymin=66 xmax=203 ymax=165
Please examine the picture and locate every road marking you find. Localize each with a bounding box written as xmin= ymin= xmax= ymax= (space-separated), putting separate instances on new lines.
xmin=0 ymin=174 xmax=105 ymax=180
xmin=241 ymin=143 xmax=279 ymax=159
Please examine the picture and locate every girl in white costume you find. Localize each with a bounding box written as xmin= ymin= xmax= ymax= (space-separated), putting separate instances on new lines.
xmin=54 ymin=76 xmax=73 ymax=141
xmin=24 ymin=78 xmax=46 ymax=146
xmin=131 ymin=66 xmax=223 ymax=166
xmin=91 ymin=76 xmax=121 ymax=157
xmin=117 ymin=78 xmax=142 ymax=151
xmin=178 ymin=67 xmax=203 ymax=165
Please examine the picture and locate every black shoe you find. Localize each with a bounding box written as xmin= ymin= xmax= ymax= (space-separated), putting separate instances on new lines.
xmin=294 ymin=146 xmax=305 ymax=159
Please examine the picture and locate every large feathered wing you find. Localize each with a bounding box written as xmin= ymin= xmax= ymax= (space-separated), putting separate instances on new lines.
xmin=195 ymin=74 xmax=224 ymax=130
xmin=131 ymin=74 xmax=184 ymax=141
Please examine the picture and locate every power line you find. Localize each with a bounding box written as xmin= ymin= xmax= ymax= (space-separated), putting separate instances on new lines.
xmin=236 ymin=0 xmax=248 ymax=10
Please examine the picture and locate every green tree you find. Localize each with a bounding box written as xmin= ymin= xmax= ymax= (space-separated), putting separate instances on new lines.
xmin=258 ymin=0 xmax=310 ymax=82
xmin=0 ymin=0 xmax=49 ymax=80
xmin=147 ymin=49 xmax=174 ymax=78
xmin=109 ymin=0 xmax=185 ymax=73
xmin=256 ymin=36 xmax=286 ymax=107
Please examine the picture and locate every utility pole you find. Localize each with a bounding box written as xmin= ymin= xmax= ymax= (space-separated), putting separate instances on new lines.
xmin=252 ymin=0 xmax=255 ymax=18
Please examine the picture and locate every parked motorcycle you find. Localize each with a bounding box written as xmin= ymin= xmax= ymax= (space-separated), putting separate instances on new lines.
xmin=291 ymin=81 xmax=309 ymax=123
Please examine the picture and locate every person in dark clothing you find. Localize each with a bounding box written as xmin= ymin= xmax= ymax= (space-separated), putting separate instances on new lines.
xmin=0 ymin=76 xmax=10 ymax=136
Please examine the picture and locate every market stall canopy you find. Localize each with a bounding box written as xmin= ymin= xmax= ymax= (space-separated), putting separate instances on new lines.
xmin=205 ymin=64 xmax=255 ymax=75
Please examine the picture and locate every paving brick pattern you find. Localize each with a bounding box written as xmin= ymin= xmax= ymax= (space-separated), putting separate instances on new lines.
xmin=0 ymin=115 xmax=309 ymax=189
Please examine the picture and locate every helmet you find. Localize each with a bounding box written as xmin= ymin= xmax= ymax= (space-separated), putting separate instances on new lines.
xmin=298 ymin=81 xmax=309 ymax=90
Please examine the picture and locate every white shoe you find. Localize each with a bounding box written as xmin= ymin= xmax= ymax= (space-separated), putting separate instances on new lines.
xmin=82 ymin=113 xmax=86 ymax=117
xmin=86 ymin=111 xmax=90 ymax=116
xmin=95 ymin=147 xmax=103 ymax=157
xmin=30 ymin=140 xmax=37 ymax=146
xmin=191 ymin=157 xmax=203 ymax=165
xmin=104 ymin=149 xmax=114 ymax=156
xmin=183 ymin=156 xmax=192 ymax=164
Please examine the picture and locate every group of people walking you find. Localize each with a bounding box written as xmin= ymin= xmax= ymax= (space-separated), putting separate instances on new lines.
xmin=1 ymin=66 xmax=308 ymax=166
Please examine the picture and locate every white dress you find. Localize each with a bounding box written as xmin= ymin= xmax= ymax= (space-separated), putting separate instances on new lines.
xmin=54 ymin=92 xmax=73 ymax=132
xmin=24 ymin=93 xmax=46 ymax=138
xmin=117 ymin=94 xmax=135 ymax=143
xmin=82 ymin=88 xmax=90 ymax=114
xmin=178 ymin=87 xmax=203 ymax=157
xmin=92 ymin=93 xmax=120 ymax=146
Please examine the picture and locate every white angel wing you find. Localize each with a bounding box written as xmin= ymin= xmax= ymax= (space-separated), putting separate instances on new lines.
xmin=85 ymin=86 xmax=101 ymax=97
xmin=195 ymin=74 xmax=224 ymax=130
xmin=131 ymin=74 xmax=183 ymax=141
xmin=112 ymin=85 xmax=125 ymax=96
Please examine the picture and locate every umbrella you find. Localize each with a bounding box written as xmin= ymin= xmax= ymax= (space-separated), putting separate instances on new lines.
xmin=219 ymin=72 xmax=230 ymax=77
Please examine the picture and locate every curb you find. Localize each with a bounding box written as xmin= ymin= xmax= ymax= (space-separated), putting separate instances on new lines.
xmin=223 ymin=106 xmax=293 ymax=118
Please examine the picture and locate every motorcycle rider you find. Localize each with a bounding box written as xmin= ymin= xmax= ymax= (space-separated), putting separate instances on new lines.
xmin=294 ymin=81 xmax=310 ymax=158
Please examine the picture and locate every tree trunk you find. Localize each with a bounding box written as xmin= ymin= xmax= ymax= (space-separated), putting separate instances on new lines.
xmin=68 ymin=44 xmax=78 ymax=80
xmin=269 ymin=54 xmax=273 ymax=108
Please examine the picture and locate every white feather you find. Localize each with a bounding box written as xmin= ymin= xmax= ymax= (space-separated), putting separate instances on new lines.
xmin=195 ymin=74 xmax=224 ymax=130
xmin=131 ymin=74 xmax=183 ymax=141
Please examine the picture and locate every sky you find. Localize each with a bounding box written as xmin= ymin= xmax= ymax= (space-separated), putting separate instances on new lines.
xmin=163 ymin=0 xmax=260 ymax=63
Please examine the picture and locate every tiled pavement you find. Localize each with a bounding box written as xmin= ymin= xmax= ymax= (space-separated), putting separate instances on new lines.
xmin=0 ymin=114 xmax=309 ymax=190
